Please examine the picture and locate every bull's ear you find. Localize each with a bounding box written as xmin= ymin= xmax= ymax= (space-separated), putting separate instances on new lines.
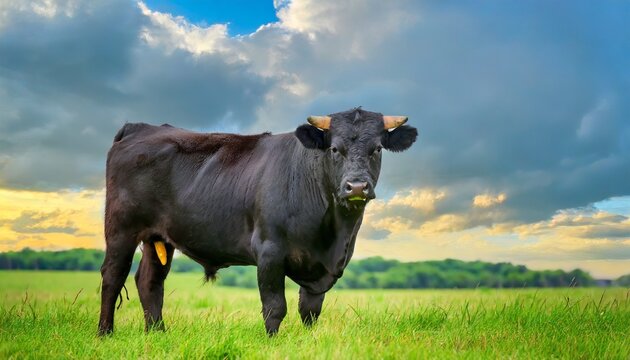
xmin=381 ymin=125 xmax=418 ymax=152
xmin=295 ymin=124 xmax=329 ymax=149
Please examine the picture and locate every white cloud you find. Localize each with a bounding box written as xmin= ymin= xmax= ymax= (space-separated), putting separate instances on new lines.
xmin=138 ymin=1 xmax=231 ymax=57
xmin=512 ymin=208 xmax=630 ymax=239
xmin=389 ymin=189 xmax=446 ymax=213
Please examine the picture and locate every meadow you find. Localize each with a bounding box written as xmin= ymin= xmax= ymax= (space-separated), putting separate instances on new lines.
xmin=0 ymin=271 xmax=628 ymax=359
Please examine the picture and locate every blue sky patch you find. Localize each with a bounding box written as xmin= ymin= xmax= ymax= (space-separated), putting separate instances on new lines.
xmin=144 ymin=0 xmax=278 ymax=35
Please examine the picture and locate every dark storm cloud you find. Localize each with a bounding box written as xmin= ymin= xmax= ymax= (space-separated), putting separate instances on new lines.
xmin=383 ymin=2 xmax=630 ymax=223
xmin=121 ymin=47 xmax=271 ymax=130
xmin=0 ymin=1 xmax=139 ymax=100
xmin=0 ymin=0 xmax=271 ymax=190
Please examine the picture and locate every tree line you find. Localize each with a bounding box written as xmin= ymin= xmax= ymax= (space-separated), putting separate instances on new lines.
xmin=1 ymin=248 xmax=627 ymax=288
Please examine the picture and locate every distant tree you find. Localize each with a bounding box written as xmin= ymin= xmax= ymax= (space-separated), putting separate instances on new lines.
xmin=614 ymin=274 xmax=630 ymax=287
xmin=0 ymin=249 xmax=599 ymax=289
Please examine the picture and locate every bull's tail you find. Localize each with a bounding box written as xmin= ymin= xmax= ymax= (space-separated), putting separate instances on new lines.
xmin=204 ymin=267 xmax=218 ymax=283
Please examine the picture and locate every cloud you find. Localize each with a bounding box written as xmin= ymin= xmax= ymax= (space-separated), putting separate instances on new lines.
xmin=0 ymin=0 xmax=271 ymax=190
xmin=7 ymin=210 xmax=79 ymax=234
xmin=389 ymin=189 xmax=446 ymax=213
xmin=138 ymin=2 xmax=230 ymax=56
xmin=473 ymin=193 xmax=507 ymax=208
xmin=246 ymin=0 xmax=630 ymax=225
xmin=362 ymin=187 xmax=509 ymax=235
xmin=512 ymin=208 xmax=630 ymax=240
xmin=0 ymin=0 xmax=79 ymax=28
xmin=1 ymin=0 xmax=628 ymax=225
xmin=353 ymin=188 xmax=630 ymax=277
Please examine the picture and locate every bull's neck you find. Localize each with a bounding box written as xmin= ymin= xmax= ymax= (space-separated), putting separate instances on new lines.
xmin=291 ymin=142 xmax=334 ymax=211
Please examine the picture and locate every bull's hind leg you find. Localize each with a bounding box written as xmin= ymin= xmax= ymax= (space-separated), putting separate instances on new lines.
xmin=98 ymin=232 xmax=138 ymax=336
xmin=298 ymin=287 xmax=325 ymax=326
xmin=135 ymin=238 xmax=174 ymax=332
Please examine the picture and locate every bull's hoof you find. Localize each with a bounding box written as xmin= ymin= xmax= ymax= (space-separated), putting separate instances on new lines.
xmin=300 ymin=313 xmax=319 ymax=327
xmin=145 ymin=321 xmax=166 ymax=333
xmin=264 ymin=318 xmax=282 ymax=337
xmin=265 ymin=325 xmax=280 ymax=337
xmin=302 ymin=319 xmax=317 ymax=328
xmin=97 ymin=327 xmax=113 ymax=337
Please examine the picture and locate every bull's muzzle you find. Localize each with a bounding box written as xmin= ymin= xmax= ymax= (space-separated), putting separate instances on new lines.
xmin=344 ymin=181 xmax=370 ymax=201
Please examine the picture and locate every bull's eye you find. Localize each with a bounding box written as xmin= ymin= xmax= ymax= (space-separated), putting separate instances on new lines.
xmin=331 ymin=147 xmax=338 ymax=154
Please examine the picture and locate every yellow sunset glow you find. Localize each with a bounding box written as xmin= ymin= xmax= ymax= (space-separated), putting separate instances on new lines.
xmin=0 ymin=188 xmax=105 ymax=252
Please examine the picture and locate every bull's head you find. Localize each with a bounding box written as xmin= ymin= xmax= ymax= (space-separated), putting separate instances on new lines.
xmin=295 ymin=108 xmax=417 ymax=210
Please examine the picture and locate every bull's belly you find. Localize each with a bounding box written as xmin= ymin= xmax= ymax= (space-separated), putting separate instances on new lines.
xmin=174 ymin=239 xmax=254 ymax=266
xmin=166 ymin=215 xmax=256 ymax=268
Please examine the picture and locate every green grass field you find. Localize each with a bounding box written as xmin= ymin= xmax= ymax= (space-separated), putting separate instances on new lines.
xmin=0 ymin=271 xmax=628 ymax=359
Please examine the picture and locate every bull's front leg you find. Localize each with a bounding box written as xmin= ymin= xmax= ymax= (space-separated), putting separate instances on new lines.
xmin=256 ymin=242 xmax=287 ymax=336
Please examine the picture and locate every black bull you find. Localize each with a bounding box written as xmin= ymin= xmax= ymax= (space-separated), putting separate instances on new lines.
xmin=98 ymin=108 xmax=417 ymax=336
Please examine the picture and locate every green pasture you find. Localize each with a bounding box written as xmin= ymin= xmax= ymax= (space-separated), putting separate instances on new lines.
xmin=0 ymin=271 xmax=628 ymax=359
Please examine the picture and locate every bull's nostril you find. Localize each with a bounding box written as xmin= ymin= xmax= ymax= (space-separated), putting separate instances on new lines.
xmin=345 ymin=182 xmax=353 ymax=193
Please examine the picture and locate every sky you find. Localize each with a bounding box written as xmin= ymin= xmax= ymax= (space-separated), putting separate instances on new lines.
xmin=0 ymin=0 xmax=629 ymax=278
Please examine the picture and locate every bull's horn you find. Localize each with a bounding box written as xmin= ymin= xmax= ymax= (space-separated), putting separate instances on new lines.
xmin=383 ymin=116 xmax=408 ymax=130
xmin=154 ymin=241 xmax=167 ymax=266
xmin=307 ymin=116 xmax=331 ymax=130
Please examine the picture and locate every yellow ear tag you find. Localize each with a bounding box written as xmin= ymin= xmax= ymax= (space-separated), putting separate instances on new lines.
xmin=154 ymin=241 xmax=167 ymax=266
